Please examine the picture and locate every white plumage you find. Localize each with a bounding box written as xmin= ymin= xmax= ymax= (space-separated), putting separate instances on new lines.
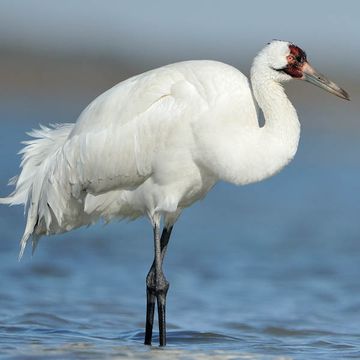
xmin=0 ymin=40 xmax=349 ymax=346
xmin=1 ymin=40 xmax=350 ymax=258
xmin=3 ymin=60 xmax=259 ymax=254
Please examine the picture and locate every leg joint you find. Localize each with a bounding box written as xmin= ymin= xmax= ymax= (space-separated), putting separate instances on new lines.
xmin=146 ymin=272 xmax=169 ymax=294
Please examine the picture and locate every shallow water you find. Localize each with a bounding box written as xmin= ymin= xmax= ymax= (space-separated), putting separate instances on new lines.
xmin=0 ymin=98 xmax=360 ymax=359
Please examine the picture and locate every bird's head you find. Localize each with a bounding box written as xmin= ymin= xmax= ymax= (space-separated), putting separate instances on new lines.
xmin=254 ymin=40 xmax=350 ymax=100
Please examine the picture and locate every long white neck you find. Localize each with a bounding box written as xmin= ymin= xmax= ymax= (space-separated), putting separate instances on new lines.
xmin=195 ymin=56 xmax=301 ymax=186
xmin=241 ymin=56 xmax=301 ymax=184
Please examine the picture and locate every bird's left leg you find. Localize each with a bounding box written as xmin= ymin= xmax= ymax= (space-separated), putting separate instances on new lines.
xmin=144 ymin=217 xmax=172 ymax=346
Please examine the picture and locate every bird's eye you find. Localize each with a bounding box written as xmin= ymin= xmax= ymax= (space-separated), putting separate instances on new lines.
xmin=296 ymin=56 xmax=302 ymax=62
xmin=287 ymin=55 xmax=295 ymax=62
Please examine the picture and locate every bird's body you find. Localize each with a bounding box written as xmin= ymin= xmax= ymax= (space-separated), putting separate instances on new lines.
xmin=5 ymin=58 xmax=299 ymax=252
xmin=0 ymin=41 xmax=349 ymax=346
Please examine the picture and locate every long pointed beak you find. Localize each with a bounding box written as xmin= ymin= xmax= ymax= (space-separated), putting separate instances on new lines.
xmin=302 ymin=62 xmax=350 ymax=101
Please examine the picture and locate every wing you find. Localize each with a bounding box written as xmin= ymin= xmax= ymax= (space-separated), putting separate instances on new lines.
xmin=61 ymin=62 xmax=210 ymax=196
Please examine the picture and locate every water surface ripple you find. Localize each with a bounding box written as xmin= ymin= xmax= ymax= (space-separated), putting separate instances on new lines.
xmin=0 ymin=109 xmax=360 ymax=359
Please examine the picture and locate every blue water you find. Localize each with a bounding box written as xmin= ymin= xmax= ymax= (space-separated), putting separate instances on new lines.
xmin=0 ymin=96 xmax=360 ymax=359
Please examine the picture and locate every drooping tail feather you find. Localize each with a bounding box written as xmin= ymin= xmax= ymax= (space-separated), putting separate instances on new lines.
xmin=0 ymin=123 xmax=75 ymax=259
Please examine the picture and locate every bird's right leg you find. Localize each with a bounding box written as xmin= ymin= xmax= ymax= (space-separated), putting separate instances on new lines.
xmin=144 ymin=225 xmax=173 ymax=346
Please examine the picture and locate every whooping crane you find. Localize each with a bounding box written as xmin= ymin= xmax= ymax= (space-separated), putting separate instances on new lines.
xmin=0 ymin=40 xmax=350 ymax=346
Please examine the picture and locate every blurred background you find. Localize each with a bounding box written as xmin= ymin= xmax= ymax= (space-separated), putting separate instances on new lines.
xmin=0 ymin=1 xmax=359 ymax=359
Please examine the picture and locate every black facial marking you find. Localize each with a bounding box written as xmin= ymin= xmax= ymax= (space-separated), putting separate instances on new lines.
xmin=289 ymin=44 xmax=307 ymax=63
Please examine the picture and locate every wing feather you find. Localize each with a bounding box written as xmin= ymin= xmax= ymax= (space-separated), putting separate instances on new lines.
xmin=62 ymin=68 xmax=205 ymax=195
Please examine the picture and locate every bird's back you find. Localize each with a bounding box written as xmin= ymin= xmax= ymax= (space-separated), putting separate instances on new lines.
xmin=71 ymin=60 xmax=254 ymax=136
xmin=65 ymin=60 xmax=256 ymax=189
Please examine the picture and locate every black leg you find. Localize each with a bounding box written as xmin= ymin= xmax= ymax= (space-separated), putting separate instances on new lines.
xmin=160 ymin=226 xmax=173 ymax=261
xmin=144 ymin=225 xmax=173 ymax=346
xmin=157 ymin=280 xmax=169 ymax=346
xmin=144 ymin=288 xmax=156 ymax=345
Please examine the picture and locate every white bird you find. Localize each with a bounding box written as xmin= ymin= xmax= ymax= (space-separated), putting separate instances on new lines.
xmin=0 ymin=40 xmax=349 ymax=346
